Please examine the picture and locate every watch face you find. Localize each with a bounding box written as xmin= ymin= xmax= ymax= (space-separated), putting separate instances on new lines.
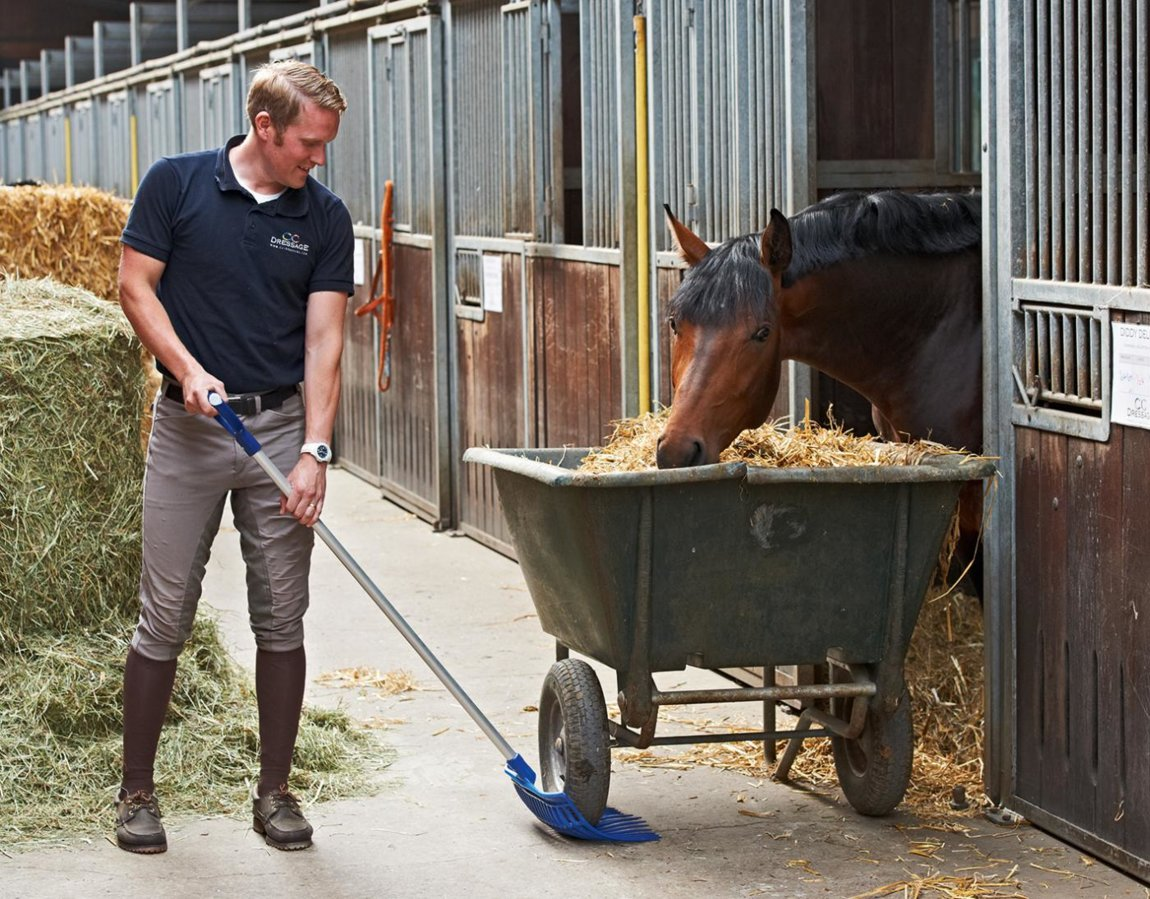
xmin=317 ymin=445 xmax=331 ymax=461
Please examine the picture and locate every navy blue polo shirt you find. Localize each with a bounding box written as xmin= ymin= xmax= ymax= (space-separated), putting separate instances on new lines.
xmin=122 ymin=134 xmax=354 ymax=393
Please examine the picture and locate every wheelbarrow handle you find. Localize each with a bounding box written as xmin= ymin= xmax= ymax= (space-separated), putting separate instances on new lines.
xmin=205 ymin=391 xmax=519 ymax=762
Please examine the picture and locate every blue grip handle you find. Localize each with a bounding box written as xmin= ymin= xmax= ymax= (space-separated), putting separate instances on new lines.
xmin=208 ymin=391 xmax=262 ymax=455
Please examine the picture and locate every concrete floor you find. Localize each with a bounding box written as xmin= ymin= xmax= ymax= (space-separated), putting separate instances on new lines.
xmin=1 ymin=468 xmax=1147 ymax=898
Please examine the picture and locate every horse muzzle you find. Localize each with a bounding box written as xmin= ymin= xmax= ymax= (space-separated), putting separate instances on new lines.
xmin=655 ymin=431 xmax=709 ymax=469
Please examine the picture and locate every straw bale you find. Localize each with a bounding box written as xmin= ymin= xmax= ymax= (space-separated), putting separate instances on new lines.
xmin=0 ymin=277 xmax=147 ymax=645
xmin=0 ymin=184 xmax=129 ymax=303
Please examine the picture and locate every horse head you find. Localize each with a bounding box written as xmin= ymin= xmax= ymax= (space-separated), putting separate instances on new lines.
xmin=656 ymin=207 xmax=792 ymax=469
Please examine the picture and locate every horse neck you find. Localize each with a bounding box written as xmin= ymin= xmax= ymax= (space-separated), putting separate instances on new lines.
xmin=778 ymin=252 xmax=981 ymax=435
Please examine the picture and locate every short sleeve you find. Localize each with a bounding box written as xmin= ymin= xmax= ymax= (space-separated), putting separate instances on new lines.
xmin=308 ymin=201 xmax=355 ymax=297
xmin=121 ymin=158 xmax=181 ymax=263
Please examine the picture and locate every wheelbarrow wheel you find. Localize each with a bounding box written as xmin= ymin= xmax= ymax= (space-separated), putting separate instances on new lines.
xmin=538 ymin=658 xmax=611 ymax=825
xmin=830 ymin=680 xmax=913 ymax=817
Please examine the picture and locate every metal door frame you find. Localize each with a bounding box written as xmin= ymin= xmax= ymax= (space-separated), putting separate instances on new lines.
xmin=985 ymin=1 xmax=1150 ymax=880
xmin=368 ymin=13 xmax=452 ymax=526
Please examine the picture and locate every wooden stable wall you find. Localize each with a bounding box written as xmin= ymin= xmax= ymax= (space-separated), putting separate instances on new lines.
xmin=815 ymin=0 xmax=934 ymax=167
xmin=337 ymin=243 xmax=443 ymax=525
xmin=1012 ymin=311 xmax=1150 ymax=874
xmin=457 ymin=253 xmax=624 ymax=556
xmin=532 ymin=256 xmax=623 ymax=448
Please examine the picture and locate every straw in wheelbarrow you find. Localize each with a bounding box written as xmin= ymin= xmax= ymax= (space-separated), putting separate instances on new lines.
xmin=207 ymin=393 xmax=658 ymax=843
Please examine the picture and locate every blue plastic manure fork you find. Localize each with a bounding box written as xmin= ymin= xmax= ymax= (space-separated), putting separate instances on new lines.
xmin=208 ymin=392 xmax=658 ymax=843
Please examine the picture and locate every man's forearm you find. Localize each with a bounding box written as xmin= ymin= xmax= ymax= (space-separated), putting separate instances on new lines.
xmin=301 ymin=294 xmax=348 ymax=444
xmin=120 ymin=284 xmax=204 ymax=384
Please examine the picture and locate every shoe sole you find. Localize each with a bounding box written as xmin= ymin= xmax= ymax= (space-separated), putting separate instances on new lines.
xmin=253 ymin=817 xmax=312 ymax=851
xmin=116 ymin=837 xmax=167 ymax=854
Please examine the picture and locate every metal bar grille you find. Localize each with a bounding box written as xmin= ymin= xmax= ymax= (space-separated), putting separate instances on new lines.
xmin=1019 ymin=303 xmax=1105 ymax=413
xmin=1022 ymin=0 xmax=1149 ymax=287
xmin=651 ymin=0 xmax=787 ymax=250
xmin=500 ymin=2 xmax=537 ymax=238
xmin=581 ymin=0 xmax=619 ymax=248
xmin=453 ymin=0 xmax=504 ymax=237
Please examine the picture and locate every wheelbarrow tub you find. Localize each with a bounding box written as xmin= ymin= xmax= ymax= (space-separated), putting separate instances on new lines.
xmin=463 ymin=447 xmax=994 ymax=673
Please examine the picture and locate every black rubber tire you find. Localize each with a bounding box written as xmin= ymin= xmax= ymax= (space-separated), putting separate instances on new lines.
xmin=830 ymin=679 xmax=914 ymax=817
xmin=537 ymin=658 xmax=611 ymax=825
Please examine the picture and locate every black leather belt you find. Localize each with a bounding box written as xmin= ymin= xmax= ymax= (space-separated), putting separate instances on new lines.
xmin=163 ymin=383 xmax=297 ymax=416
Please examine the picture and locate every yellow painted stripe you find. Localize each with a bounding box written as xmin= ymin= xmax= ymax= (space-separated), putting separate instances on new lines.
xmin=634 ymin=15 xmax=651 ymax=413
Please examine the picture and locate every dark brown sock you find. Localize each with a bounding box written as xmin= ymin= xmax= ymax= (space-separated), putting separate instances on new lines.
xmin=256 ymin=646 xmax=307 ymax=796
xmin=121 ymin=647 xmax=178 ymax=795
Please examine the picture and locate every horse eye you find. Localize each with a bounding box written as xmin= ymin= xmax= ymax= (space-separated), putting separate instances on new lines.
xmin=752 ymin=325 xmax=772 ymax=342
xmin=668 ymin=316 xmax=678 ymax=335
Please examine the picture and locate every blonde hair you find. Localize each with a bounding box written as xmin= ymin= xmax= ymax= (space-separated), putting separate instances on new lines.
xmin=246 ymin=60 xmax=347 ymax=132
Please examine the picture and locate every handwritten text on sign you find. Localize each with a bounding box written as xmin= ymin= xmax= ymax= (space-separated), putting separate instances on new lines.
xmin=1111 ymin=322 xmax=1150 ymax=429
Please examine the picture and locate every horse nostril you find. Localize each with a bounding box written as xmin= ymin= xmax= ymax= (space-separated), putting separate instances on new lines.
xmin=686 ymin=440 xmax=704 ymax=467
xmin=656 ymin=435 xmax=706 ymax=469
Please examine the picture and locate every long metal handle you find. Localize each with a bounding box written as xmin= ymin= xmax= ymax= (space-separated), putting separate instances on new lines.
xmin=207 ymin=392 xmax=518 ymax=761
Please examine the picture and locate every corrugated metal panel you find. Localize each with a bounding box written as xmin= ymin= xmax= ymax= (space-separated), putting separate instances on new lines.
xmin=23 ymin=113 xmax=43 ymax=182
xmin=140 ymin=79 xmax=178 ymax=171
xmin=180 ymin=74 xmax=204 ymax=151
xmin=44 ymin=107 xmax=67 ymax=184
xmin=326 ymin=29 xmax=372 ymax=226
xmin=70 ymin=100 xmax=97 ymax=185
xmin=200 ymin=64 xmax=237 ymax=148
xmin=97 ymin=90 xmax=132 ymax=197
xmin=452 ymin=0 xmax=504 ymax=237
xmin=3 ymin=120 xmax=20 ymax=182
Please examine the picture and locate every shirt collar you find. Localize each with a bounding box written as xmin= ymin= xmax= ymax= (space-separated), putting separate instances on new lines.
xmin=214 ymin=134 xmax=309 ymax=217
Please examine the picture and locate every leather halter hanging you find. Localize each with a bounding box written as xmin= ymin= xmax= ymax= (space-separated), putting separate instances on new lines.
xmin=355 ymin=180 xmax=396 ymax=392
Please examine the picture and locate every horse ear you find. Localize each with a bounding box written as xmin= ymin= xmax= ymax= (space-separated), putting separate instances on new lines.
xmin=664 ymin=204 xmax=710 ymax=266
xmin=761 ymin=208 xmax=792 ymax=276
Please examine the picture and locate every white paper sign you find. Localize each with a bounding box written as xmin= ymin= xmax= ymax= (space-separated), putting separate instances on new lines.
xmin=482 ymin=254 xmax=503 ymax=313
xmin=353 ymin=238 xmax=366 ymax=286
xmin=1111 ymin=322 xmax=1150 ymax=428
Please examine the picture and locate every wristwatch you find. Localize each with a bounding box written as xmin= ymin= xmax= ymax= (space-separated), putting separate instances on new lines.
xmin=300 ymin=441 xmax=332 ymax=463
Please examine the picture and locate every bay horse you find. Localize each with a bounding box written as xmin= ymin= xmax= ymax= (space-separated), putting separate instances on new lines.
xmin=656 ymin=190 xmax=983 ymax=583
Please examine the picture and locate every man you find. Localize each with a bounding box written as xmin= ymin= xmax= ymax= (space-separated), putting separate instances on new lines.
xmin=115 ymin=60 xmax=353 ymax=854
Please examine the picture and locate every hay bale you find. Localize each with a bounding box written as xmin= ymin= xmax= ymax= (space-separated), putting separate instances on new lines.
xmin=0 ymin=185 xmax=129 ymax=303
xmin=0 ymin=276 xmax=387 ymax=846
xmin=0 ymin=185 xmax=161 ymax=442
xmin=0 ymin=277 xmax=146 ymax=645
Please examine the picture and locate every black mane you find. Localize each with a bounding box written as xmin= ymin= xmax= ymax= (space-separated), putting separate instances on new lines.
xmin=668 ymin=190 xmax=981 ymax=325
xmin=784 ymin=190 xmax=981 ymax=287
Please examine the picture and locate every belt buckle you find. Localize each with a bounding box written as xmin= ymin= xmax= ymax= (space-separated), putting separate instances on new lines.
xmin=227 ymin=393 xmax=258 ymax=416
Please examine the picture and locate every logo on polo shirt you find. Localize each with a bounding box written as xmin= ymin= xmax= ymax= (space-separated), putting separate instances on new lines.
xmin=270 ymin=231 xmax=310 ymax=255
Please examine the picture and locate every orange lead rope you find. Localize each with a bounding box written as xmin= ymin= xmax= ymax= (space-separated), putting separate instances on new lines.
xmin=355 ymin=180 xmax=395 ymax=392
